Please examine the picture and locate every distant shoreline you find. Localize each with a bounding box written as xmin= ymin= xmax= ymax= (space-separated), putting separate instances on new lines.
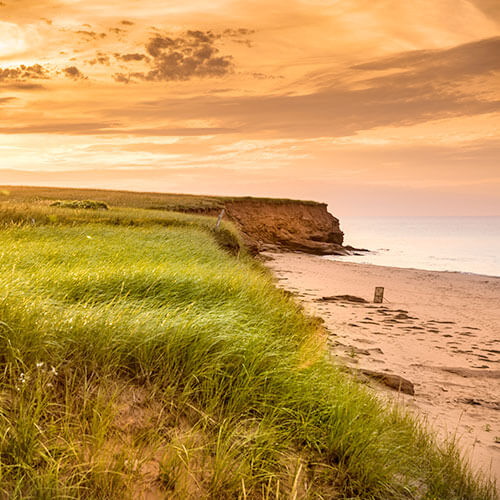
xmin=324 ymin=254 xmax=500 ymax=279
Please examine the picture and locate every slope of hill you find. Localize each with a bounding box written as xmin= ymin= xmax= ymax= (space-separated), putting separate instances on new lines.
xmin=0 ymin=186 xmax=345 ymax=254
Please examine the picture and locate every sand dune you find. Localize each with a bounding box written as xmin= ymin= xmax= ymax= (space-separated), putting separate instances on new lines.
xmin=264 ymin=252 xmax=500 ymax=484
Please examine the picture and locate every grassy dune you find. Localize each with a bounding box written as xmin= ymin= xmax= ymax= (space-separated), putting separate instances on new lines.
xmin=0 ymin=204 xmax=496 ymax=499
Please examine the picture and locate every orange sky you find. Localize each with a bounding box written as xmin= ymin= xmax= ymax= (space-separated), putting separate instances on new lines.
xmin=1 ymin=0 xmax=499 ymax=215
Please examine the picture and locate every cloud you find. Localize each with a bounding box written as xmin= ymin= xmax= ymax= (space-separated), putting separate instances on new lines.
xmin=0 ymin=64 xmax=49 ymax=82
xmin=74 ymin=29 xmax=107 ymax=40
xmin=120 ymin=20 xmax=134 ymax=26
xmin=353 ymin=36 xmax=500 ymax=79
xmin=109 ymin=27 xmax=126 ymax=35
xmin=87 ymin=52 xmax=111 ymax=66
xmin=115 ymin=53 xmax=150 ymax=62
xmin=63 ymin=66 xmax=87 ymax=80
xmin=114 ymin=29 xmax=236 ymax=82
xmin=0 ymin=82 xmax=46 ymax=90
xmin=223 ymin=28 xmax=256 ymax=47
xmin=0 ymin=97 xmax=16 ymax=104
xmin=114 ymin=37 xmax=499 ymax=139
xmin=113 ymin=73 xmax=131 ymax=84
xmin=469 ymin=0 xmax=500 ymax=23
xmin=0 ymin=122 xmax=234 ymax=136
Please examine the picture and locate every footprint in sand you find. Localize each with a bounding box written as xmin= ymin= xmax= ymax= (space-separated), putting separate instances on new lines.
xmin=483 ymin=349 xmax=500 ymax=354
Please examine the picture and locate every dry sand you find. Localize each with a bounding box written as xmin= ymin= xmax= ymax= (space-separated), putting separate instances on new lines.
xmin=264 ymin=251 xmax=500 ymax=485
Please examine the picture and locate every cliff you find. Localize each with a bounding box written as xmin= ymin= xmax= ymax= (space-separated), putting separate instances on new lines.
xmin=221 ymin=200 xmax=345 ymax=255
xmin=0 ymin=186 xmax=346 ymax=255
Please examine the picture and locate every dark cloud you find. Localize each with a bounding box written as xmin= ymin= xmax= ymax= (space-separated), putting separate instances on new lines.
xmin=353 ymin=36 xmax=500 ymax=79
xmin=0 ymin=64 xmax=49 ymax=82
xmin=114 ymin=30 xmax=235 ymax=82
xmin=252 ymin=72 xmax=283 ymax=80
xmin=63 ymin=66 xmax=87 ymax=80
xmin=87 ymin=52 xmax=111 ymax=66
xmin=115 ymin=53 xmax=150 ymax=62
xmin=74 ymin=29 xmax=106 ymax=40
xmin=0 ymin=97 xmax=16 ymax=104
xmin=0 ymin=82 xmax=47 ymax=90
xmin=104 ymin=37 xmax=500 ymax=139
xmin=223 ymin=28 xmax=256 ymax=47
xmin=470 ymin=0 xmax=500 ymax=22
xmin=76 ymin=30 xmax=97 ymax=38
xmin=120 ymin=20 xmax=134 ymax=26
xmin=135 ymin=87 xmax=499 ymax=139
xmin=109 ymin=27 xmax=125 ymax=35
xmin=0 ymin=122 xmax=234 ymax=136
xmin=113 ymin=73 xmax=131 ymax=84
xmin=0 ymin=122 xmax=117 ymax=134
xmin=111 ymin=28 xmax=255 ymax=83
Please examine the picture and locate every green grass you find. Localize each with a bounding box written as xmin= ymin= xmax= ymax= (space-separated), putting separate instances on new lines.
xmin=50 ymin=199 xmax=110 ymax=210
xmin=0 ymin=202 xmax=242 ymax=254
xmin=0 ymin=206 xmax=496 ymax=499
xmin=0 ymin=185 xmax=321 ymax=212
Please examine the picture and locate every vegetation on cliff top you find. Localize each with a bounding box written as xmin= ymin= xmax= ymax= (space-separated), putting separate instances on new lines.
xmin=0 ymin=200 xmax=496 ymax=499
xmin=0 ymin=185 xmax=321 ymax=212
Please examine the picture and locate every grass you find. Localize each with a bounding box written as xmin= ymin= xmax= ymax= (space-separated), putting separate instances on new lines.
xmin=0 ymin=203 xmax=496 ymax=499
xmin=0 ymin=185 xmax=321 ymax=212
xmin=0 ymin=202 xmax=242 ymax=254
xmin=50 ymin=200 xmax=110 ymax=210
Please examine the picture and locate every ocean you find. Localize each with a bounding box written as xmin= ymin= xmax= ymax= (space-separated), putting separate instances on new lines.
xmin=325 ymin=216 xmax=500 ymax=277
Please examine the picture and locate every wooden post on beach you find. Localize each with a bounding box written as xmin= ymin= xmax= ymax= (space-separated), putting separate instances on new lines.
xmin=374 ymin=287 xmax=384 ymax=303
xmin=214 ymin=209 xmax=225 ymax=231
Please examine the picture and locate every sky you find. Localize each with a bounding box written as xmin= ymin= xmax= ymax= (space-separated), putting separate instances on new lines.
xmin=0 ymin=0 xmax=499 ymax=215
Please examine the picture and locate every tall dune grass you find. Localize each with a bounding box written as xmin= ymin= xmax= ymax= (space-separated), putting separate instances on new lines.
xmin=0 ymin=215 xmax=496 ymax=499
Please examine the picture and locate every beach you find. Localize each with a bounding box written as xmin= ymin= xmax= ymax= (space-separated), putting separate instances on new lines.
xmin=264 ymin=251 xmax=500 ymax=483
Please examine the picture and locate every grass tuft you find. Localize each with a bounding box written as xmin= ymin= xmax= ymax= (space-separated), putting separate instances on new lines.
xmin=50 ymin=199 xmax=109 ymax=210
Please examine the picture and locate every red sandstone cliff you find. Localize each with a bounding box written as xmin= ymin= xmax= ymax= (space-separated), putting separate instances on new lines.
xmin=221 ymin=200 xmax=345 ymax=255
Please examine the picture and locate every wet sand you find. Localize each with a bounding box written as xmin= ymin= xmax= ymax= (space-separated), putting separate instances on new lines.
xmin=264 ymin=252 xmax=500 ymax=485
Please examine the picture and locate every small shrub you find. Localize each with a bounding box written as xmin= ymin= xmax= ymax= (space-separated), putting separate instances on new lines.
xmin=50 ymin=200 xmax=109 ymax=210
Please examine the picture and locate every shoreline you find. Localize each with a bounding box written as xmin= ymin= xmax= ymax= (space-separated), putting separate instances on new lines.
xmin=324 ymin=255 xmax=500 ymax=280
xmin=264 ymin=251 xmax=500 ymax=485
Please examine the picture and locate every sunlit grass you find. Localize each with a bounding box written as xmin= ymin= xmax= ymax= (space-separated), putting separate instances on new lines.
xmin=0 ymin=211 xmax=496 ymax=499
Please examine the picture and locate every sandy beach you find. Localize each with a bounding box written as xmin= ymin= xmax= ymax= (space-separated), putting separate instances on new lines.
xmin=264 ymin=252 xmax=500 ymax=485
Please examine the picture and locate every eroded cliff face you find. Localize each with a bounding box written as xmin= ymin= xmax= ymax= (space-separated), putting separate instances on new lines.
xmin=221 ymin=200 xmax=345 ymax=255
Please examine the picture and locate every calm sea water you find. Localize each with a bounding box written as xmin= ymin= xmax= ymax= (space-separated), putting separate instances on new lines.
xmin=325 ymin=216 xmax=500 ymax=277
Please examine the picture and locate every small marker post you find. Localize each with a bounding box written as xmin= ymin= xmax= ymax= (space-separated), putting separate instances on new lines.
xmin=374 ymin=287 xmax=384 ymax=303
xmin=214 ymin=209 xmax=225 ymax=231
